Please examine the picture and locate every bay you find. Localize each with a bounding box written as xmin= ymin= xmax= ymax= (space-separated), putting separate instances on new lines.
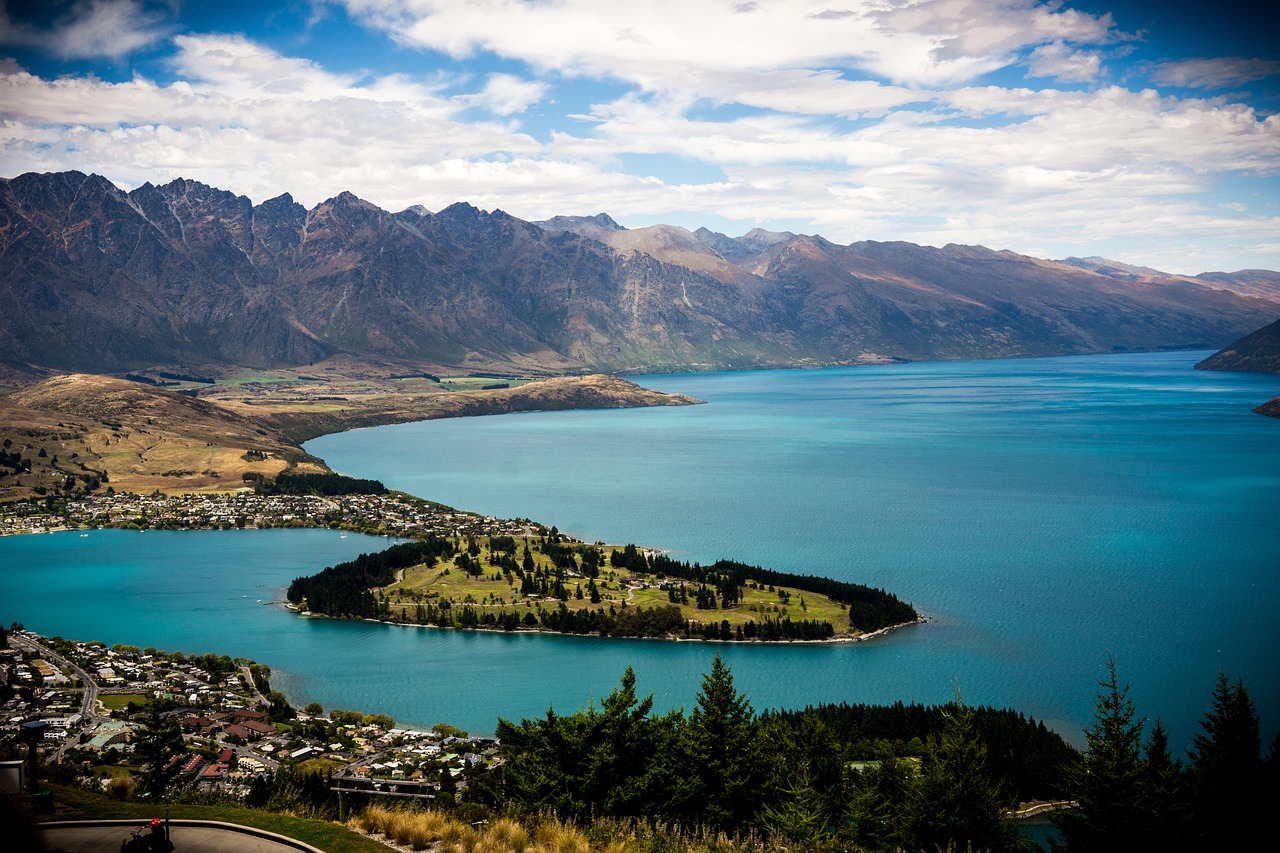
xmin=3 ymin=351 xmax=1278 ymax=751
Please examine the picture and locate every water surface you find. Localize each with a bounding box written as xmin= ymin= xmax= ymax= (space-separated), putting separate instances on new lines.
xmin=4 ymin=352 xmax=1277 ymax=750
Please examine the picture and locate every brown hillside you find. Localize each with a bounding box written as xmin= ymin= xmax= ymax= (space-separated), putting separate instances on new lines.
xmin=226 ymin=373 xmax=704 ymax=443
xmin=1 ymin=374 xmax=322 ymax=499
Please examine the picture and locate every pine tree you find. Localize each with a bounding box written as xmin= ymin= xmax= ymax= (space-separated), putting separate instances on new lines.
xmin=1187 ymin=673 xmax=1263 ymax=846
xmin=133 ymin=698 xmax=185 ymax=800
xmin=670 ymin=654 xmax=766 ymax=830
xmin=438 ymin=764 xmax=457 ymax=807
xmin=846 ymin=743 xmax=913 ymax=851
xmin=761 ymin=763 xmax=829 ymax=845
xmin=906 ymin=698 xmax=1017 ymax=853
xmin=1052 ymin=657 xmax=1148 ymax=852
xmin=1139 ymin=718 xmax=1192 ymax=851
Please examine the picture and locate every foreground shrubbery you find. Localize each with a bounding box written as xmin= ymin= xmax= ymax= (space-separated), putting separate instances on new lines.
xmin=36 ymin=645 xmax=1277 ymax=853
xmin=351 ymin=805 xmax=792 ymax=853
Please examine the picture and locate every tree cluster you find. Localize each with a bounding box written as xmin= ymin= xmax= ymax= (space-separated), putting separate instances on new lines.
xmin=1051 ymin=659 xmax=1278 ymax=852
xmin=257 ymin=472 xmax=387 ymax=497
xmin=766 ymin=700 xmax=1075 ymax=803
xmin=613 ymin=548 xmax=918 ymax=633
xmin=286 ymin=537 xmax=456 ymax=617
xmin=496 ymin=657 xmax=1065 ymax=851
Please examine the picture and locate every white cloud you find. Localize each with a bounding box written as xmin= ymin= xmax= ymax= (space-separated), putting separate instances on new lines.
xmin=1 ymin=4 xmax=1277 ymax=272
xmin=1026 ymin=41 xmax=1101 ymax=83
xmin=338 ymin=0 xmax=1126 ymax=89
xmin=0 ymin=0 xmax=175 ymax=60
xmin=455 ymin=73 xmax=549 ymax=116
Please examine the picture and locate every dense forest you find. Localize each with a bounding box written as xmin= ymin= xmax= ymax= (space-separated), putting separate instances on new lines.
xmin=257 ymin=471 xmax=388 ymax=496
xmin=285 ymin=537 xmax=916 ymax=641
xmin=286 ymin=537 xmax=458 ymax=617
xmin=488 ymin=657 xmax=1278 ymax=852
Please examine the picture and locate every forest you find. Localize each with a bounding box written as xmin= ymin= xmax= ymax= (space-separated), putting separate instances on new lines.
xmin=488 ymin=657 xmax=1277 ymax=852
xmin=256 ymin=471 xmax=388 ymax=496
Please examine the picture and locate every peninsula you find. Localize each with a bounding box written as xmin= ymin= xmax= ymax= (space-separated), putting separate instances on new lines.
xmin=0 ymin=371 xmax=701 ymax=501
xmin=286 ymin=532 xmax=921 ymax=643
xmin=0 ymin=372 xmax=917 ymax=645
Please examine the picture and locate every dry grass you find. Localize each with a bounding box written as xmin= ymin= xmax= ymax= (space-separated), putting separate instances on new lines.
xmin=348 ymin=808 xmax=803 ymax=853
xmin=351 ymin=807 xmax=599 ymax=853
xmin=105 ymin=775 xmax=135 ymax=801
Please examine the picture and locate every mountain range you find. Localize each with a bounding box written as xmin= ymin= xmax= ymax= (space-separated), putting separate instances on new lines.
xmin=3 ymin=170 xmax=1279 ymax=382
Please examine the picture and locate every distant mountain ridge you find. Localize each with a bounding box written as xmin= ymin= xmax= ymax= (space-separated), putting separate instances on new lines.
xmin=3 ymin=170 xmax=1279 ymax=381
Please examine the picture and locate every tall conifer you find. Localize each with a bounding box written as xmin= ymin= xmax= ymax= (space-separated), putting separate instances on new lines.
xmin=1052 ymin=657 xmax=1148 ymax=851
xmin=1187 ymin=673 xmax=1263 ymax=846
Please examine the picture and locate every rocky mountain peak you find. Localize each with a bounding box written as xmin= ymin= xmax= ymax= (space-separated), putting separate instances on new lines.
xmin=3 ymin=170 xmax=1279 ymax=381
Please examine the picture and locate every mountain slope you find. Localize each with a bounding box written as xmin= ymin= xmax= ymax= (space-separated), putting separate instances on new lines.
xmin=0 ymin=373 xmax=324 ymax=497
xmin=1195 ymin=318 xmax=1280 ymax=374
xmin=3 ymin=170 xmax=1278 ymax=380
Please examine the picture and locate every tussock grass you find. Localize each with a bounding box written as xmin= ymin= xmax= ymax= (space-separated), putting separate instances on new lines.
xmin=349 ymin=808 xmax=801 ymax=853
xmin=105 ymin=775 xmax=135 ymax=801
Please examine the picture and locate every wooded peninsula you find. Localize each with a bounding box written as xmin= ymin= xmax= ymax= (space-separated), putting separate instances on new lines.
xmin=286 ymin=527 xmax=921 ymax=642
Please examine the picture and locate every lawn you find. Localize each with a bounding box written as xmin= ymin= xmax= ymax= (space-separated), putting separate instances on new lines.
xmin=98 ymin=693 xmax=148 ymax=711
xmin=381 ymin=539 xmax=854 ymax=637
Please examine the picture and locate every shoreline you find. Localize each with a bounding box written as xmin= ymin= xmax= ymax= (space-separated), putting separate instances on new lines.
xmin=286 ymin=602 xmax=929 ymax=646
xmin=4 ymin=492 xmax=925 ymax=649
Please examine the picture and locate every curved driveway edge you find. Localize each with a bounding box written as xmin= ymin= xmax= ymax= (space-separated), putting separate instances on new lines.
xmin=40 ymin=818 xmax=330 ymax=853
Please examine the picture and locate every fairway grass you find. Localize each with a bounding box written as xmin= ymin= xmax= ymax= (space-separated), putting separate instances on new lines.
xmin=381 ymin=539 xmax=855 ymax=638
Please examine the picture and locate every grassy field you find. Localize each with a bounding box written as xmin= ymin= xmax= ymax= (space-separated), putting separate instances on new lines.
xmin=98 ymin=693 xmax=148 ymax=711
xmin=382 ymin=539 xmax=854 ymax=637
xmin=437 ymin=376 xmax=533 ymax=391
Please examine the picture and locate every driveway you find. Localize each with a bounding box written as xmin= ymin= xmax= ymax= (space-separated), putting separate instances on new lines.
xmin=39 ymin=820 xmax=328 ymax=853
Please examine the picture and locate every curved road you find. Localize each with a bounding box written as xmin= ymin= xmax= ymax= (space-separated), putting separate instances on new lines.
xmin=39 ymin=820 xmax=330 ymax=853
xmin=9 ymin=634 xmax=105 ymax=761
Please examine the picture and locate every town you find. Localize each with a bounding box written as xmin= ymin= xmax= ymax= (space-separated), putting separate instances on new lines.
xmin=0 ymin=489 xmax=544 ymax=542
xmin=1 ymin=626 xmax=498 ymax=811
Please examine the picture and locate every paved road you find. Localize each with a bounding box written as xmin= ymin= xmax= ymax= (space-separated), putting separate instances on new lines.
xmin=9 ymin=633 xmax=106 ymax=761
xmin=39 ymin=821 xmax=327 ymax=853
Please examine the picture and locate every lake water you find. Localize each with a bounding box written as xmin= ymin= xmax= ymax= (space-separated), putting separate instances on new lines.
xmin=3 ymin=351 xmax=1278 ymax=752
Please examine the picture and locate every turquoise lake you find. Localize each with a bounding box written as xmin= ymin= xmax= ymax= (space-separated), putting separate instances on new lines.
xmin=3 ymin=351 xmax=1278 ymax=751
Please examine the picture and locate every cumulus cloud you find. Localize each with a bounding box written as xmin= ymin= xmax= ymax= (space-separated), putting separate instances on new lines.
xmin=338 ymin=0 xmax=1127 ymax=89
xmin=1026 ymin=41 xmax=1101 ymax=83
xmin=455 ymin=73 xmax=549 ymax=115
xmin=0 ymin=0 xmax=175 ymax=60
xmin=0 ymin=1 xmax=1276 ymax=272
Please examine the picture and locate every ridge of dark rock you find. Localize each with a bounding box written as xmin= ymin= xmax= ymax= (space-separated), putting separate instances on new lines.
xmin=2 ymin=170 xmax=1278 ymax=382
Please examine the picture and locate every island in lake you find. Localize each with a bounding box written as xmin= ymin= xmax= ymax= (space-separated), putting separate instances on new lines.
xmin=0 ymin=372 xmax=919 ymax=644
xmin=286 ymin=531 xmax=921 ymax=643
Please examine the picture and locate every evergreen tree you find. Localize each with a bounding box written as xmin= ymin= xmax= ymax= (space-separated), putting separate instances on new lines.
xmin=496 ymin=667 xmax=679 ymax=820
xmin=1186 ymin=673 xmax=1263 ymax=846
xmin=906 ymin=699 xmax=1017 ymax=852
xmin=1140 ymin=718 xmax=1192 ymax=851
xmin=438 ymin=765 xmax=457 ymax=807
xmin=1052 ymin=657 xmax=1148 ymax=852
xmin=133 ymin=698 xmax=185 ymax=800
xmin=846 ymin=744 xmax=913 ymax=851
xmin=761 ymin=763 xmax=829 ymax=845
xmin=669 ymin=654 xmax=766 ymax=831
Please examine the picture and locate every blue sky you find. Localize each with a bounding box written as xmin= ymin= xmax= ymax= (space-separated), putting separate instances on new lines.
xmin=1 ymin=1 xmax=1277 ymax=274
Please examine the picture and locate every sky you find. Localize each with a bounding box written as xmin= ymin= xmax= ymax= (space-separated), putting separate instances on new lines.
xmin=1 ymin=1 xmax=1277 ymax=274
